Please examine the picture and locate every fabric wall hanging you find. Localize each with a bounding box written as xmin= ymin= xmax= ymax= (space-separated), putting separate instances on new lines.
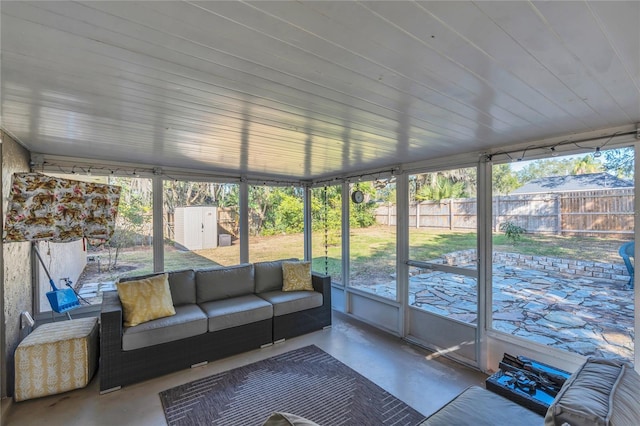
xmin=3 ymin=173 xmax=121 ymax=243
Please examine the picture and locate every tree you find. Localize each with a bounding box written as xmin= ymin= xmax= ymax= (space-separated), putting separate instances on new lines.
xmin=516 ymin=154 xmax=606 ymax=181
xmin=311 ymin=185 xmax=342 ymax=232
xmin=517 ymin=158 xmax=574 ymax=182
xmin=603 ymin=147 xmax=634 ymax=178
xmin=375 ymin=179 xmax=396 ymax=204
xmin=310 ymin=183 xmax=379 ymax=230
xmin=163 ymin=181 xmax=232 ymax=212
xmin=249 ymin=186 xmax=277 ymax=236
xmin=416 ymin=176 xmax=467 ymax=201
xmin=492 ymin=164 xmax=521 ymax=195
xmin=104 ymin=177 xmax=152 ymax=269
xmin=349 ymin=181 xmax=378 ymax=228
xmin=272 ymin=193 xmax=304 ymax=234
xmin=571 ymin=155 xmax=602 ymax=175
xmin=412 ymin=168 xmax=476 ymax=201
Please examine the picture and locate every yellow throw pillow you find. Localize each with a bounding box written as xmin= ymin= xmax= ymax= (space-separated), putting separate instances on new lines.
xmin=116 ymin=273 xmax=176 ymax=327
xmin=282 ymin=261 xmax=314 ymax=292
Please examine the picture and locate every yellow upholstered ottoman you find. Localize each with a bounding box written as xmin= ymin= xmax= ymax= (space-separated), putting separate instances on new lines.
xmin=14 ymin=317 xmax=98 ymax=401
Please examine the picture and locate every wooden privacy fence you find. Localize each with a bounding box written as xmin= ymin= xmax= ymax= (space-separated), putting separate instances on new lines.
xmin=375 ymin=188 xmax=634 ymax=236
xmin=217 ymin=207 xmax=238 ymax=236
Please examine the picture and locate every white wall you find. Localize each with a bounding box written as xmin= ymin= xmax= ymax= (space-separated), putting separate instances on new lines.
xmin=36 ymin=240 xmax=86 ymax=313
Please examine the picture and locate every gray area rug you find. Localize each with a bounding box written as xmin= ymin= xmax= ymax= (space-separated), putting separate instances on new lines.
xmin=159 ymin=345 xmax=426 ymax=426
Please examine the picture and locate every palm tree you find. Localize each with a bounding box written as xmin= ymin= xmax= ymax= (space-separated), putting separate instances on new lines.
xmin=416 ymin=175 xmax=467 ymax=201
xmin=413 ymin=168 xmax=476 ymax=201
xmin=572 ymin=155 xmax=602 ymax=175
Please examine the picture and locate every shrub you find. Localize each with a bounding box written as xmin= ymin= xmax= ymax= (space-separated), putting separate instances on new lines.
xmin=499 ymin=221 xmax=526 ymax=244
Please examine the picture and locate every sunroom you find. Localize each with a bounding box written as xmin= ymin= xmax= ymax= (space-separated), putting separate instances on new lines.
xmin=1 ymin=0 xmax=639 ymax=421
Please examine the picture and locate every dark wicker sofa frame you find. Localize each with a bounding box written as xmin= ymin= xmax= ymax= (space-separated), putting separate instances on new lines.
xmin=274 ymin=273 xmax=332 ymax=341
xmin=99 ymin=273 xmax=331 ymax=393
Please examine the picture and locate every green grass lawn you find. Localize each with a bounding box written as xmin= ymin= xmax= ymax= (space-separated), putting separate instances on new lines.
xmin=317 ymin=226 xmax=627 ymax=284
xmin=84 ymin=225 xmax=628 ymax=286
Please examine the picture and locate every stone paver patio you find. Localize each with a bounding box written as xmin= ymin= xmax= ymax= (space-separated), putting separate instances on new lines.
xmin=365 ymin=265 xmax=634 ymax=360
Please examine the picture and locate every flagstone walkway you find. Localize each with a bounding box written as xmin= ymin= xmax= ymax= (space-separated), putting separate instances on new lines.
xmin=366 ymin=265 xmax=634 ymax=360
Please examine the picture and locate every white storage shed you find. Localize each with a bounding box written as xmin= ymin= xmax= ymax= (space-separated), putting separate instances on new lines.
xmin=174 ymin=206 xmax=218 ymax=250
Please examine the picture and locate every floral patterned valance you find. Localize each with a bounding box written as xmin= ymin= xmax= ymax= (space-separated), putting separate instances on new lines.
xmin=3 ymin=173 xmax=121 ymax=243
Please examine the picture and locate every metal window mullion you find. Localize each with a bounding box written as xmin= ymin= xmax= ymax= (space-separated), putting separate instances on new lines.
xmin=396 ymin=173 xmax=409 ymax=336
xmin=634 ymin=142 xmax=639 ymax=371
xmin=0 ymin=138 xmax=5 ymax=398
xmin=152 ymin=176 xmax=164 ymax=272
xmin=239 ymin=180 xmax=249 ymax=264
xmin=303 ymin=186 xmax=312 ymax=262
xmin=477 ymin=157 xmax=492 ymax=372
xmin=406 ymin=260 xmax=477 ymax=278
xmin=342 ymin=182 xmax=350 ymax=311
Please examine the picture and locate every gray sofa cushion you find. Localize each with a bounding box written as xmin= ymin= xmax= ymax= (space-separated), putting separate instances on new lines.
xmin=254 ymin=258 xmax=298 ymax=293
xmin=421 ymin=386 xmax=543 ymax=426
xmin=200 ymin=294 xmax=273 ymax=332
xmin=258 ymin=290 xmax=322 ymax=316
xmin=118 ymin=269 xmax=196 ymax=306
xmin=262 ymin=412 xmax=320 ymax=426
xmin=167 ymin=269 xmax=197 ymax=305
xmin=122 ymin=304 xmax=207 ymax=351
xmin=196 ymin=263 xmax=255 ymax=303
xmin=545 ymin=357 xmax=640 ymax=426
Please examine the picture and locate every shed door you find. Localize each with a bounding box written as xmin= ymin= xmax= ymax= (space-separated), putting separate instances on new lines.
xmin=184 ymin=208 xmax=204 ymax=250
xmin=202 ymin=207 xmax=217 ymax=249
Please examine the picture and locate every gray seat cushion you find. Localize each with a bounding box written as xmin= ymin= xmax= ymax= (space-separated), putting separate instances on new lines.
xmin=422 ymin=386 xmax=543 ymax=426
xmin=196 ymin=263 xmax=255 ymax=303
xmin=122 ymin=304 xmax=207 ymax=351
xmin=200 ymin=294 xmax=273 ymax=332
xmin=254 ymin=258 xmax=298 ymax=293
xmin=258 ymin=290 xmax=322 ymax=316
xmin=545 ymin=357 xmax=640 ymax=426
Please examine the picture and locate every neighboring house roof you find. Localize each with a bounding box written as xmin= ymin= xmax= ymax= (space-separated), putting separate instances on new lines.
xmin=511 ymin=173 xmax=633 ymax=194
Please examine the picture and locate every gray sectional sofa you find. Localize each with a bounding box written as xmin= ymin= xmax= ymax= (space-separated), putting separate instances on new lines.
xmin=99 ymin=259 xmax=331 ymax=392
xmin=422 ymin=357 xmax=640 ymax=426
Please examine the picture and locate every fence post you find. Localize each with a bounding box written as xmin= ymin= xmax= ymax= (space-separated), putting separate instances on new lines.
xmin=495 ymin=196 xmax=500 ymax=232
xmin=416 ymin=201 xmax=420 ymax=228
xmin=555 ymin=195 xmax=561 ymax=234
xmin=388 ymin=202 xmax=392 ymax=226
xmin=449 ymin=199 xmax=454 ymax=230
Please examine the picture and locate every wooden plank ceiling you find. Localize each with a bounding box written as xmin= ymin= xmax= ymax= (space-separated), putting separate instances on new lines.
xmin=1 ymin=1 xmax=639 ymax=181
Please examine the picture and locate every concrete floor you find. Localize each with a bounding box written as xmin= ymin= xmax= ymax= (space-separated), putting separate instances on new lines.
xmin=2 ymin=312 xmax=486 ymax=426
